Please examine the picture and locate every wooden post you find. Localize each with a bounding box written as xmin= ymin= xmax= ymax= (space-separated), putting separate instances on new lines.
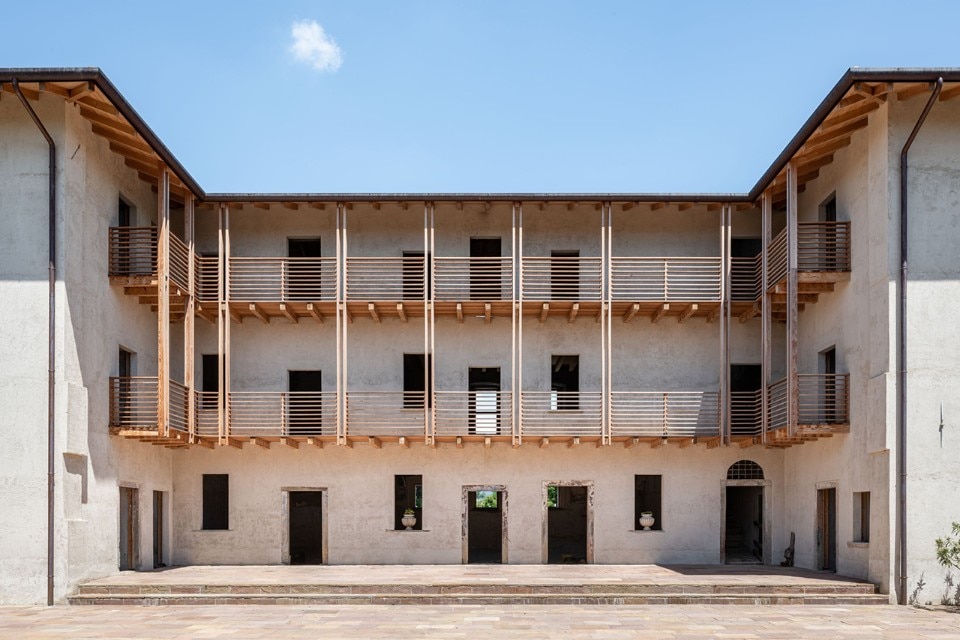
xmin=602 ymin=203 xmax=612 ymax=445
xmin=516 ymin=202 xmax=524 ymax=446
xmin=719 ymin=204 xmax=731 ymax=445
xmin=217 ymin=204 xmax=225 ymax=442
xmin=786 ymin=162 xmax=799 ymax=436
xmin=761 ymin=192 xmax=771 ymax=443
xmin=157 ymin=167 xmax=170 ymax=437
xmin=223 ymin=204 xmax=231 ymax=445
xmin=340 ymin=204 xmax=349 ymax=446
xmin=511 ymin=203 xmax=518 ymax=446
xmin=185 ymin=194 xmax=196 ymax=441
xmin=428 ymin=202 xmax=436 ymax=445
xmin=336 ymin=203 xmax=344 ymax=444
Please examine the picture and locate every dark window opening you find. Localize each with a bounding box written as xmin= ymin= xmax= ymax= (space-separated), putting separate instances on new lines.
xmin=288 ymin=237 xmax=323 ymax=301
xmin=731 ymin=364 xmax=762 ymax=435
xmin=469 ymin=367 xmax=500 ymax=435
xmin=551 ymin=355 xmax=579 ymax=410
xmin=726 ymin=460 xmax=764 ymax=480
xmin=820 ymin=346 xmax=838 ymax=424
xmin=403 ymin=354 xmax=432 ymax=409
xmin=731 ymin=238 xmax=762 ymax=259
xmin=634 ymin=475 xmax=663 ymax=531
xmin=394 ymin=474 xmax=423 ymax=530
xmin=551 ymin=250 xmax=580 ymax=300
xmin=200 ymin=354 xmax=219 ymax=411
xmin=289 ymin=370 xmax=323 ymax=435
xmin=202 ymin=474 xmax=229 ymax=530
xmin=289 ymin=491 xmax=323 ymax=564
xmin=854 ymin=491 xmax=870 ymax=543
xmin=821 ymin=195 xmax=837 ymax=223
xmin=470 ymin=237 xmax=502 ymax=300
xmin=118 ymin=197 xmax=132 ymax=227
xmin=546 ymin=485 xmax=588 ymax=563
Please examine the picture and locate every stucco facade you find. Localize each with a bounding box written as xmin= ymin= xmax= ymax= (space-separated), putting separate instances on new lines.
xmin=1 ymin=69 xmax=958 ymax=606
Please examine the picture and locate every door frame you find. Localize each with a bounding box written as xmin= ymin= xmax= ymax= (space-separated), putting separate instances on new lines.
xmin=280 ymin=487 xmax=328 ymax=565
xmin=118 ymin=482 xmax=140 ymax=571
xmin=541 ymin=480 xmax=594 ymax=564
xmin=461 ymin=484 xmax=508 ymax=564
xmin=815 ymin=481 xmax=838 ymax=571
xmin=720 ymin=479 xmax=772 ymax=565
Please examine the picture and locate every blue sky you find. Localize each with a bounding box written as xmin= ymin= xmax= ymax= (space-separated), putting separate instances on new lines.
xmin=2 ymin=1 xmax=958 ymax=194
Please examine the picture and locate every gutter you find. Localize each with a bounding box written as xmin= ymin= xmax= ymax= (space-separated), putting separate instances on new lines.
xmin=896 ymin=77 xmax=943 ymax=605
xmin=10 ymin=79 xmax=57 ymax=607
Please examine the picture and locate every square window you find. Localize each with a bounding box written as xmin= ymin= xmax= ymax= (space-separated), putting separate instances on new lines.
xmin=634 ymin=475 xmax=662 ymax=531
xmin=394 ymin=474 xmax=423 ymax=530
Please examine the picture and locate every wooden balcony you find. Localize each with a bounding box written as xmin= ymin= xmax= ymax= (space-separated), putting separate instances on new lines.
xmin=731 ymin=389 xmax=763 ymax=438
xmin=195 ymin=391 xmax=219 ymax=439
xmin=434 ymin=257 xmax=514 ymax=320
xmin=764 ymin=373 xmax=850 ymax=446
xmin=228 ymin=257 xmax=337 ymax=323
xmin=610 ymin=257 xmax=721 ymax=322
xmin=109 ymin=376 xmax=190 ymax=447
xmin=434 ymin=391 xmax=513 ymax=442
xmin=767 ymin=222 xmax=851 ymax=320
xmin=521 ymin=257 xmax=602 ymax=320
xmin=519 ymin=391 xmax=603 ymax=441
xmin=345 ymin=257 xmax=428 ymax=321
xmin=610 ymin=391 xmax=720 ymax=442
xmin=345 ymin=391 xmax=428 ymax=440
xmin=228 ymin=391 xmax=337 ymax=441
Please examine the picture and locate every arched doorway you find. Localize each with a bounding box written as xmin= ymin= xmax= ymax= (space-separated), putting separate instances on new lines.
xmin=722 ymin=461 xmax=769 ymax=565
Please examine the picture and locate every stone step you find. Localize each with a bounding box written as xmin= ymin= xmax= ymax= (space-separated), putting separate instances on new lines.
xmin=68 ymin=591 xmax=890 ymax=606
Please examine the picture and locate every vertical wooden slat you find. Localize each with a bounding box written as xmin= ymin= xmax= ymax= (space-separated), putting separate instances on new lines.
xmin=340 ymin=204 xmax=349 ymax=446
xmin=511 ymin=203 xmax=518 ymax=447
xmin=185 ymin=195 xmax=196 ymax=441
xmin=428 ymin=203 xmax=436 ymax=445
xmin=157 ymin=168 xmax=170 ymax=437
xmin=423 ymin=202 xmax=430 ymax=443
xmin=336 ymin=203 xmax=344 ymax=444
xmin=516 ymin=202 xmax=524 ymax=446
xmin=761 ymin=192 xmax=771 ymax=443
xmin=718 ymin=204 xmax=730 ymax=445
xmin=217 ymin=205 xmax=225 ymax=442
xmin=786 ymin=162 xmax=799 ymax=436
xmin=600 ymin=203 xmax=607 ymax=444
xmin=223 ymin=205 xmax=232 ymax=445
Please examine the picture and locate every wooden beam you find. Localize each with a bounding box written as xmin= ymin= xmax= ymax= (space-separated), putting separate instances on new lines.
xmin=595 ymin=307 xmax=604 ymax=323
xmin=396 ymin=302 xmax=407 ymax=322
xmin=539 ymin=303 xmax=549 ymax=324
xmin=678 ymin=203 xmax=694 ymax=211
xmin=76 ymin=95 xmax=119 ymax=116
xmin=67 ymin=81 xmax=96 ymax=102
xmin=368 ymin=437 xmax=382 ymax=449
xmin=280 ymin=437 xmax=299 ymax=449
xmin=539 ymin=437 xmax=549 ymax=449
xmin=455 ymin=436 xmax=463 ymax=449
xmin=306 ymin=437 xmax=324 ymax=449
xmin=248 ymin=303 xmax=269 ymax=324
xmin=344 ymin=307 xmax=353 ymax=324
xmin=706 ymin=304 xmax=721 ymax=323
xmin=456 ymin=302 xmax=463 ymax=324
xmin=567 ymin=302 xmax=579 ymax=324
xmin=897 ymin=82 xmax=933 ymax=101
xmin=91 ymin=122 xmax=154 ymax=155
xmin=226 ymin=438 xmax=243 ymax=450
xmin=678 ymin=303 xmax=697 ymax=324
xmin=650 ymin=438 xmax=664 ymax=449
xmin=678 ymin=438 xmax=695 ymax=448
xmin=739 ymin=301 xmax=761 ymax=323
xmin=398 ymin=436 xmax=409 ymax=449
xmin=229 ymin=307 xmax=243 ymax=324
xmin=940 ymin=84 xmax=960 ymax=102
xmin=651 ymin=303 xmax=669 ymax=324
xmin=623 ymin=303 xmax=640 ymax=323
xmin=78 ymin=106 xmax=138 ymax=136
xmin=251 ymin=437 xmax=271 ymax=449
xmin=624 ymin=437 xmax=638 ymax=449
xmin=621 ymin=202 xmax=636 ymax=211
xmin=484 ymin=302 xmax=492 ymax=324
xmin=650 ymin=202 xmax=664 ymax=211
xmin=484 ymin=437 xmax=492 ymax=449
xmin=306 ymin=302 xmax=324 ymax=323
xmin=368 ymin=302 xmax=380 ymax=323
xmin=1 ymin=83 xmax=39 ymax=100
xmin=282 ymin=202 xmax=299 ymax=211
xmin=194 ymin=438 xmax=215 ymax=450
xmin=279 ymin=303 xmax=298 ymax=324
xmin=567 ymin=436 xmax=580 ymax=449
xmin=196 ymin=303 xmax=217 ymax=325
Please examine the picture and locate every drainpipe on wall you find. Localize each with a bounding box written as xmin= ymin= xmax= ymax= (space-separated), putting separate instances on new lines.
xmin=10 ymin=79 xmax=57 ymax=607
xmin=897 ymin=76 xmax=942 ymax=605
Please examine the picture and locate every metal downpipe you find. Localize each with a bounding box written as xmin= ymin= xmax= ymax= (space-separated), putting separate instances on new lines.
xmin=897 ymin=76 xmax=942 ymax=605
xmin=11 ymin=79 xmax=57 ymax=606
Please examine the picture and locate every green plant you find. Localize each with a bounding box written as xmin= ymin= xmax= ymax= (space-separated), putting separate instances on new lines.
xmin=936 ymin=522 xmax=960 ymax=572
xmin=404 ymin=508 xmax=416 ymax=516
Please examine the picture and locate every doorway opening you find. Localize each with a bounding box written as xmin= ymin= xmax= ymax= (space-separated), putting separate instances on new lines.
xmin=469 ymin=367 xmax=501 ymax=435
xmin=725 ymin=486 xmax=763 ymax=564
xmin=289 ymin=370 xmax=323 ymax=435
xmin=119 ymin=486 xmax=139 ymax=571
xmin=470 ymin=237 xmax=502 ymax=300
xmin=817 ymin=486 xmax=838 ymax=572
xmin=152 ymin=490 xmax=165 ymax=568
xmin=287 ymin=237 xmax=323 ymax=300
xmin=462 ymin=485 xmax=508 ymax=564
xmin=550 ymin=249 xmax=580 ymax=300
xmin=289 ymin=491 xmax=324 ymax=565
xmin=544 ymin=483 xmax=591 ymax=564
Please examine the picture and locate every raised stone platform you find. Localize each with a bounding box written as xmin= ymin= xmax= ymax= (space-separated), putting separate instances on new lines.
xmin=70 ymin=565 xmax=888 ymax=606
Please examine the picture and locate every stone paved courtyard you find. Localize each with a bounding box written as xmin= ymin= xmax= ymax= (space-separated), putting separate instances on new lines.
xmin=2 ymin=604 xmax=960 ymax=639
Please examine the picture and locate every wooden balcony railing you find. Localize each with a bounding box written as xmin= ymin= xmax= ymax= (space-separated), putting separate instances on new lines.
xmin=194 ymin=256 xmax=219 ymax=302
xmin=434 ymin=391 xmax=513 ymax=436
xmin=520 ymin=391 xmax=602 ymax=437
xmin=610 ymin=257 xmax=721 ymax=302
xmin=767 ymin=230 xmax=788 ymax=287
xmin=195 ymin=391 xmax=219 ymax=437
xmin=798 ymin=373 xmax=849 ymax=425
xmin=434 ymin=258 xmax=513 ymax=301
xmin=767 ymin=378 xmax=789 ymax=430
xmin=168 ymin=380 xmax=189 ymax=433
xmin=731 ymin=255 xmax=762 ymax=302
xmin=767 ymin=221 xmax=851 ymax=288
xmin=610 ymin=391 xmax=720 ymax=438
xmin=731 ymin=389 xmax=763 ymax=436
xmin=109 ymin=376 xmax=159 ymax=430
xmin=168 ymin=234 xmax=191 ymax=292
xmin=346 ymin=257 xmax=427 ymax=300
xmin=521 ymin=257 xmax=602 ymax=301
xmin=345 ymin=391 xmax=427 ymax=437
xmin=229 ymin=257 xmax=337 ymax=302
xmin=109 ymin=227 xmax=157 ymax=278
xmin=229 ymin=391 xmax=337 ymax=437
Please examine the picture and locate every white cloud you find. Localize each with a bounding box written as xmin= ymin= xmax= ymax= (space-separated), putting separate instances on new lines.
xmin=289 ymin=19 xmax=343 ymax=72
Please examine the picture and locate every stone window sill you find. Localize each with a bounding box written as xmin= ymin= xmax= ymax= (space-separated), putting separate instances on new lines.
xmin=387 ymin=529 xmax=431 ymax=532
xmin=630 ymin=529 xmax=665 ymax=533
xmin=847 ymin=541 xmax=869 ymax=548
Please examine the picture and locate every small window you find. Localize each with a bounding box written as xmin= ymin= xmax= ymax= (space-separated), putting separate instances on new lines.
xmin=634 ymin=475 xmax=663 ymax=531
xmin=403 ymin=354 xmax=432 ymax=409
xmin=727 ymin=460 xmax=764 ymax=480
xmin=475 ymin=490 xmax=498 ymax=509
xmin=394 ymin=474 xmax=423 ymax=530
xmin=202 ymin=474 xmax=228 ymax=530
xmin=118 ymin=197 xmax=132 ymax=227
xmin=550 ymin=355 xmax=579 ymax=411
xmin=853 ymin=491 xmax=870 ymax=543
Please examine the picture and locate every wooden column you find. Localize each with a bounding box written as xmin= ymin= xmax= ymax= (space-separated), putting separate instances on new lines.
xmin=786 ymin=161 xmax=799 ymax=436
xmin=719 ymin=204 xmax=731 ymax=445
xmin=340 ymin=204 xmax=350 ymax=446
xmin=761 ymin=192 xmax=772 ymax=443
xmin=336 ymin=203 xmax=344 ymax=444
xmin=157 ymin=167 xmax=170 ymax=437
xmin=184 ymin=194 xmax=196 ymax=441
xmin=516 ymin=202 xmax=524 ymax=446
xmin=602 ymin=202 xmax=612 ymax=445
xmin=511 ymin=202 xmax=519 ymax=447
xmin=217 ymin=204 xmax=225 ymax=442
xmin=427 ymin=202 xmax=436 ymax=446
xmin=222 ymin=205 xmax=232 ymax=445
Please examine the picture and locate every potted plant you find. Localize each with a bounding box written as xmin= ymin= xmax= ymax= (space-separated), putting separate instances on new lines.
xmin=402 ymin=508 xmax=417 ymax=530
xmin=639 ymin=511 xmax=655 ymax=531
